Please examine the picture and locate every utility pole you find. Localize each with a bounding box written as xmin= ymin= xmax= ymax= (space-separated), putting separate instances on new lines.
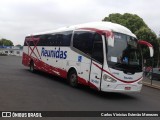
xmin=158 ymin=32 xmax=160 ymax=67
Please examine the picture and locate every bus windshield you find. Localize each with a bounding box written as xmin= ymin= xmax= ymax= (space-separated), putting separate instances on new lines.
xmin=107 ymin=32 xmax=142 ymax=73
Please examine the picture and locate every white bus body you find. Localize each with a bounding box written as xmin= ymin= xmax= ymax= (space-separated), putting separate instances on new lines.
xmin=22 ymin=22 xmax=153 ymax=92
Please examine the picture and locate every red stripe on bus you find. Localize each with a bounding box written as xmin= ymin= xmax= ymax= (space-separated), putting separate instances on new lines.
xmin=23 ymin=53 xmax=99 ymax=90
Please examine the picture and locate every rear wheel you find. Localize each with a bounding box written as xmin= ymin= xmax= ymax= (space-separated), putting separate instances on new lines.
xmin=68 ymin=70 xmax=78 ymax=87
xmin=30 ymin=61 xmax=35 ymax=73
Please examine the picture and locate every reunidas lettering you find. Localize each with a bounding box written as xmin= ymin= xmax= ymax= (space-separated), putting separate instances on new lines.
xmin=41 ymin=47 xmax=67 ymax=59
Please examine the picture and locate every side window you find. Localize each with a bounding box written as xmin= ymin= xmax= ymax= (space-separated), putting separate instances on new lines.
xmin=26 ymin=31 xmax=72 ymax=47
xmin=24 ymin=36 xmax=35 ymax=46
xmin=24 ymin=37 xmax=28 ymax=46
xmin=57 ymin=31 xmax=72 ymax=46
xmin=36 ymin=34 xmax=56 ymax=46
xmin=62 ymin=31 xmax=72 ymax=46
xmin=92 ymin=34 xmax=103 ymax=64
xmin=29 ymin=41 xmax=34 ymax=46
xmin=57 ymin=34 xmax=63 ymax=46
xmin=50 ymin=34 xmax=58 ymax=46
xmin=34 ymin=35 xmax=41 ymax=46
xmin=38 ymin=35 xmax=46 ymax=46
xmin=37 ymin=31 xmax=72 ymax=46
xmin=46 ymin=34 xmax=56 ymax=46
xmin=73 ymin=31 xmax=94 ymax=55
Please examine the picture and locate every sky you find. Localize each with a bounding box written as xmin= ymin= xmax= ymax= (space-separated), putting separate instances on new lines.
xmin=0 ymin=0 xmax=160 ymax=45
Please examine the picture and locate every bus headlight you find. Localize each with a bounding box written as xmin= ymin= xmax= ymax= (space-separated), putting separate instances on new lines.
xmin=103 ymin=74 xmax=117 ymax=83
xmin=103 ymin=74 xmax=108 ymax=80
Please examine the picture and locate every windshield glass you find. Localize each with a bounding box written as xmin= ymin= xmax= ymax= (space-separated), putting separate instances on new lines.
xmin=107 ymin=32 xmax=142 ymax=73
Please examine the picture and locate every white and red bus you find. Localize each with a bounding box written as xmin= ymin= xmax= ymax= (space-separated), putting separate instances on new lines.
xmin=22 ymin=22 xmax=153 ymax=92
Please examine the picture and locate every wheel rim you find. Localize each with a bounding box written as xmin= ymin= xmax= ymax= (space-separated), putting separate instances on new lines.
xmin=70 ymin=73 xmax=77 ymax=86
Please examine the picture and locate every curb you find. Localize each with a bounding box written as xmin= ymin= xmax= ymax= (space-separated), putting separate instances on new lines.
xmin=143 ymin=82 xmax=160 ymax=90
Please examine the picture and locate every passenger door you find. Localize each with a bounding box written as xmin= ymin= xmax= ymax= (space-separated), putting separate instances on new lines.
xmin=89 ymin=34 xmax=104 ymax=90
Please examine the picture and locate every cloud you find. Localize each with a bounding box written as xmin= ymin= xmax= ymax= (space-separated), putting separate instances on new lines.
xmin=0 ymin=0 xmax=160 ymax=45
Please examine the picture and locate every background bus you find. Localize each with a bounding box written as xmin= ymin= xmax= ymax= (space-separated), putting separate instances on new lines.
xmin=22 ymin=22 xmax=153 ymax=92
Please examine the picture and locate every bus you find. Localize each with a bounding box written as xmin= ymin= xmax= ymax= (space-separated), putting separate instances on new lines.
xmin=22 ymin=21 xmax=154 ymax=92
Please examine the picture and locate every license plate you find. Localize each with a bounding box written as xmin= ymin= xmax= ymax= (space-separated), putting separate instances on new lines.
xmin=125 ymin=87 xmax=131 ymax=90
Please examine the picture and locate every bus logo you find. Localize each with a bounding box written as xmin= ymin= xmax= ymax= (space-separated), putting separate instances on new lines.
xmin=78 ymin=56 xmax=82 ymax=62
xmin=41 ymin=47 xmax=67 ymax=59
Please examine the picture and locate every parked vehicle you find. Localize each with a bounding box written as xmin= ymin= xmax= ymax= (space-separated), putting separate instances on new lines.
xmin=144 ymin=66 xmax=152 ymax=76
xmin=148 ymin=68 xmax=160 ymax=80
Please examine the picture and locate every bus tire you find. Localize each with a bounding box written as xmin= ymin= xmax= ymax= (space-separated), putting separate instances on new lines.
xmin=30 ymin=61 xmax=35 ymax=73
xmin=68 ymin=70 xmax=78 ymax=87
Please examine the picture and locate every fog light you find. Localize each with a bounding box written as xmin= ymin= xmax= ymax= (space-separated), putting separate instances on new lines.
xmin=103 ymin=74 xmax=108 ymax=81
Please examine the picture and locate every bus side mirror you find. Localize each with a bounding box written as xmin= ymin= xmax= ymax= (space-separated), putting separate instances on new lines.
xmin=105 ymin=31 xmax=114 ymax=47
xmin=138 ymin=40 xmax=154 ymax=57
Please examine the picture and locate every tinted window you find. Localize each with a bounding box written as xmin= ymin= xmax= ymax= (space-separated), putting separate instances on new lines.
xmin=24 ymin=37 xmax=28 ymax=46
xmin=24 ymin=36 xmax=40 ymax=46
xmin=37 ymin=31 xmax=72 ymax=46
xmin=46 ymin=34 xmax=57 ymax=46
xmin=58 ymin=31 xmax=72 ymax=46
xmin=24 ymin=37 xmax=31 ymax=46
xmin=24 ymin=39 xmax=34 ymax=46
xmin=29 ymin=41 xmax=34 ymax=46
xmin=37 ymin=34 xmax=59 ymax=46
xmin=37 ymin=35 xmax=47 ymax=46
xmin=24 ymin=31 xmax=72 ymax=46
xmin=73 ymin=31 xmax=94 ymax=55
xmin=92 ymin=34 xmax=103 ymax=63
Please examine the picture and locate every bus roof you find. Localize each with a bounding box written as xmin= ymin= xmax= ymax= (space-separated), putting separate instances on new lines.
xmin=29 ymin=21 xmax=136 ymax=38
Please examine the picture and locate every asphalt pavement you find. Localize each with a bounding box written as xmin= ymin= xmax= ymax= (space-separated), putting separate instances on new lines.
xmin=0 ymin=56 xmax=160 ymax=120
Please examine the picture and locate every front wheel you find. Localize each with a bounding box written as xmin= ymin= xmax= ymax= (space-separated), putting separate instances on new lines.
xmin=68 ymin=70 xmax=78 ymax=87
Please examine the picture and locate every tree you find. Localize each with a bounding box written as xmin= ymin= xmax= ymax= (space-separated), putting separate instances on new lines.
xmin=15 ymin=44 xmax=22 ymax=47
xmin=15 ymin=44 xmax=23 ymax=49
xmin=0 ymin=38 xmax=13 ymax=46
xmin=135 ymin=27 xmax=158 ymax=58
xmin=103 ymin=13 xmax=159 ymax=67
xmin=103 ymin=13 xmax=148 ymax=33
